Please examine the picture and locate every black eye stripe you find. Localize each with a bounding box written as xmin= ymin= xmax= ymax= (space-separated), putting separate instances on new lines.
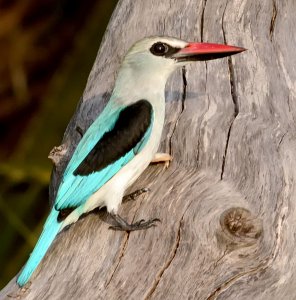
xmin=150 ymin=42 xmax=181 ymax=58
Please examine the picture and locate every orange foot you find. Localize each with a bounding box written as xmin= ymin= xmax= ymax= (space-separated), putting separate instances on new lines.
xmin=151 ymin=153 xmax=173 ymax=169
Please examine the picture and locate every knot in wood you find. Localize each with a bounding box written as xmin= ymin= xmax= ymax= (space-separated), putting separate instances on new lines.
xmin=219 ymin=207 xmax=263 ymax=248
xmin=48 ymin=144 xmax=67 ymax=166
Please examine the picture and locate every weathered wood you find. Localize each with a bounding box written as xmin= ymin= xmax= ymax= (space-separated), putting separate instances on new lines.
xmin=1 ymin=0 xmax=296 ymax=299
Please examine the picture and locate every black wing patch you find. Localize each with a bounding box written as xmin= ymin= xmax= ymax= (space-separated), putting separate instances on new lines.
xmin=73 ymin=99 xmax=153 ymax=176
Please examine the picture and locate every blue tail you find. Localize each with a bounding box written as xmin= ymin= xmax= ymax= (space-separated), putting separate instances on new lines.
xmin=17 ymin=209 xmax=62 ymax=286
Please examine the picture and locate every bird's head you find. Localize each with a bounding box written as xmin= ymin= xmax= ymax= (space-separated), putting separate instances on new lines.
xmin=113 ymin=36 xmax=245 ymax=101
xmin=121 ymin=36 xmax=245 ymax=81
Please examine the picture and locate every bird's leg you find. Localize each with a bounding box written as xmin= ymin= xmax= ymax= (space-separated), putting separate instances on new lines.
xmin=151 ymin=152 xmax=173 ymax=168
xmin=122 ymin=187 xmax=150 ymax=202
xmin=109 ymin=213 xmax=160 ymax=231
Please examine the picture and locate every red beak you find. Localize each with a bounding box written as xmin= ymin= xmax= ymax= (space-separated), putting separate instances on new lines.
xmin=173 ymin=42 xmax=246 ymax=62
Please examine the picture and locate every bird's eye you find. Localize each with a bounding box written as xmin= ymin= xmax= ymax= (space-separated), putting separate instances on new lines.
xmin=150 ymin=42 xmax=169 ymax=56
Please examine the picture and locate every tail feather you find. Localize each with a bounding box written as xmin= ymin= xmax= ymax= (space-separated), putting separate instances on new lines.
xmin=17 ymin=209 xmax=62 ymax=287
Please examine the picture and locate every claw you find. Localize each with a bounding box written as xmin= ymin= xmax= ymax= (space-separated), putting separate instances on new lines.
xmin=134 ymin=219 xmax=146 ymax=226
xmin=123 ymin=188 xmax=150 ymax=202
xmin=109 ymin=213 xmax=160 ymax=232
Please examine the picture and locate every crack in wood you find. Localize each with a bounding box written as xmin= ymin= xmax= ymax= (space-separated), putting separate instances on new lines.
xmin=105 ymin=233 xmax=130 ymax=287
xmin=196 ymin=134 xmax=201 ymax=168
xmin=269 ymin=0 xmax=277 ymax=41
xmin=205 ymin=265 xmax=265 ymax=300
xmin=168 ymin=67 xmax=187 ymax=156
xmin=200 ymin=0 xmax=208 ymax=41
xmin=227 ymin=58 xmax=239 ymax=118
xmin=277 ymin=131 xmax=288 ymax=151
xmin=213 ymin=248 xmax=228 ymax=267
xmin=220 ymin=2 xmax=239 ymax=180
xmin=220 ymin=120 xmax=234 ymax=180
xmin=144 ymin=216 xmax=183 ymax=300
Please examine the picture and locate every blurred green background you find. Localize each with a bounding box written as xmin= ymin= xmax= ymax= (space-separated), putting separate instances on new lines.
xmin=0 ymin=0 xmax=117 ymax=288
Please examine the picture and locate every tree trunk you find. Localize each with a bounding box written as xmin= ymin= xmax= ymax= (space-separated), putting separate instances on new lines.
xmin=1 ymin=0 xmax=296 ymax=299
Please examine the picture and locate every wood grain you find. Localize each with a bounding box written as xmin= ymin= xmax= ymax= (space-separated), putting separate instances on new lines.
xmin=1 ymin=0 xmax=296 ymax=299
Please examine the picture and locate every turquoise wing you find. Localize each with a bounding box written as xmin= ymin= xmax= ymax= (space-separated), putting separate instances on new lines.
xmin=55 ymin=100 xmax=153 ymax=211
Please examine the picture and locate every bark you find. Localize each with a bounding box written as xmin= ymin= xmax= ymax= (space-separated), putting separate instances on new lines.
xmin=1 ymin=0 xmax=296 ymax=299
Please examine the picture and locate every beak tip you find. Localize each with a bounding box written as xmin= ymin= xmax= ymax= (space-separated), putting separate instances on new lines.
xmin=238 ymin=47 xmax=247 ymax=53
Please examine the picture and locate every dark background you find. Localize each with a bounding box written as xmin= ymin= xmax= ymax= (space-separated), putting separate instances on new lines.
xmin=0 ymin=0 xmax=117 ymax=288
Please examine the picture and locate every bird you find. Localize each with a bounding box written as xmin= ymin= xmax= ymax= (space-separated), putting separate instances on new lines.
xmin=17 ymin=36 xmax=245 ymax=287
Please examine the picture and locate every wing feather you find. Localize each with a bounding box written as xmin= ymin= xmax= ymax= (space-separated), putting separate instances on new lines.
xmin=55 ymin=100 xmax=153 ymax=211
